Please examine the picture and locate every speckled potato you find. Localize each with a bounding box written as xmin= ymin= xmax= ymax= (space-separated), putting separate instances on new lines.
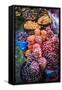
xmin=22 ymin=8 xmax=38 ymax=20
xmin=42 ymin=35 xmax=59 ymax=69
xmin=20 ymin=60 xmax=42 ymax=82
xmin=46 ymin=29 xmax=54 ymax=40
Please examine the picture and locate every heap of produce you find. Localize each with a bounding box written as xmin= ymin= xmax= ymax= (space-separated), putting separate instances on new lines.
xmin=15 ymin=7 xmax=60 ymax=83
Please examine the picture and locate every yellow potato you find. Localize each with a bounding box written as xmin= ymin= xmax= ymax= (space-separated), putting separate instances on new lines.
xmin=38 ymin=14 xmax=51 ymax=25
xmin=25 ymin=49 xmax=31 ymax=57
xmin=24 ymin=21 xmax=41 ymax=30
xmin=34 ymin=29 xmax=41 ymax=36
xmin=41 ymin=30 xmax=47 ymax=42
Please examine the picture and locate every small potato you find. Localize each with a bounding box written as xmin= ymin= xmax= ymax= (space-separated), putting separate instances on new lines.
xmin=25 ymin=49 xmax=31 ymax=57
xmin=35 ymin=36 xmax=42 ymax=44
xmin=27 ymin=35 xmax=35 ymax=45
xmin=33 ymin=43 xmax=41 ymax=50
xmin=38 ymin=57 xmax=47 ymax=70
xmin=38 ymin=14 xmax=51 ymax=25
xmin=41 ymin=30 xmax=47 ymax=42
xmin=28 ymin=45 xmax=33 ymax=49
xmin=24 ymin=21 xmax=41 ymax=30
xmin=34 ymin=29 xmax=41 ymax=36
